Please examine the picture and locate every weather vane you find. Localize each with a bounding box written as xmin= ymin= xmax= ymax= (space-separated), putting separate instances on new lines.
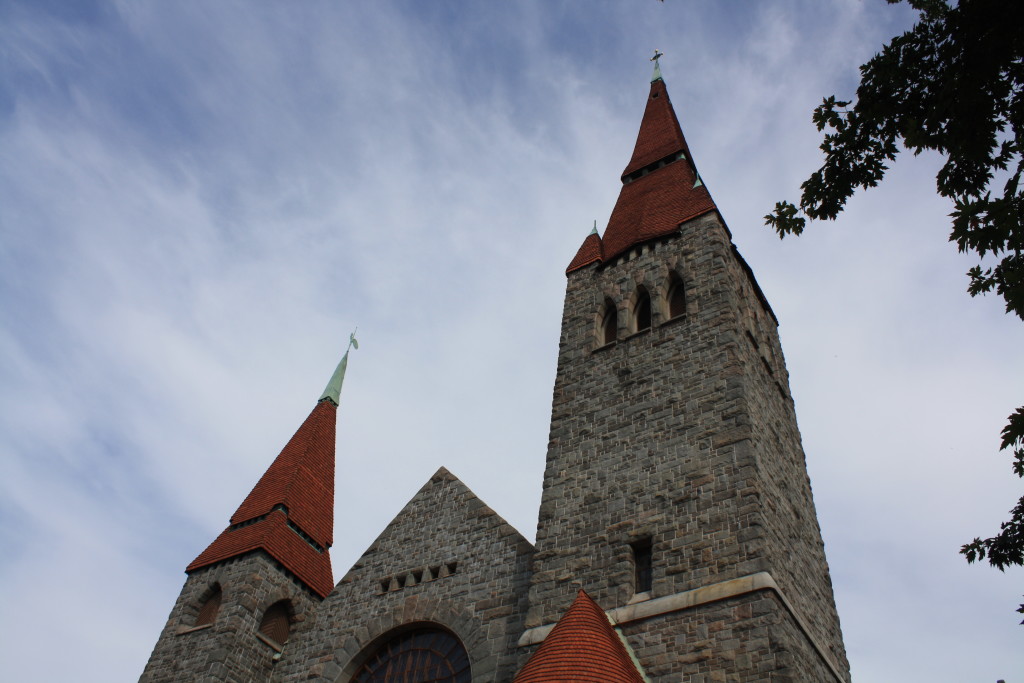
xmin=651 ymin=49 xmax=664 ymax=64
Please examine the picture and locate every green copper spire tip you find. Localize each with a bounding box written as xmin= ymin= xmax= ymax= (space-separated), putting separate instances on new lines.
xmin=590 ymin=219 xmax=598 ymax=235
xmin=650 ymin=49 xmax=663 ymax=82
xmin=319 ymin=329 xmax=359 ymax=406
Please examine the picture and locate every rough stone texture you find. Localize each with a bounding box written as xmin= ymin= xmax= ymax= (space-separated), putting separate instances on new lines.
xmin=733 ymin=245 xmax=851 ymax=677
xmin=140 ymin=551 xmax=322 ymax=683
xmin=141 ymin=174 xmax=850 ymax=682
xmin=525 ymin=212 xmax=850 ymax=681
xmin=141 ymin=208 xmax=849 ymax=681
xmin=617 ymin=591 xmax=836 ymax=682
xmin=274 ymin=467 xmax=534 ymax=682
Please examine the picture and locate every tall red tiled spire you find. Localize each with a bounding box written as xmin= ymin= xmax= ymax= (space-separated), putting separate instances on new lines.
xmin=514 ymin=590 xmax=646 ymax=683
xmin=567 ymin=68 xmax=718 ymax=273
xmin=187 ymin=341 xmax=356 ymax=598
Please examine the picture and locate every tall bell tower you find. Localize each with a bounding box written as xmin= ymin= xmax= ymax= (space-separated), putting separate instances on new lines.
xmin=523 ymin=61 xmax=851 ymax=681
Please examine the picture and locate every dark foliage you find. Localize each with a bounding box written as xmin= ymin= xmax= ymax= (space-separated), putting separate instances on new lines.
xmin=766 ymin=0 xmax=1023 ymax=620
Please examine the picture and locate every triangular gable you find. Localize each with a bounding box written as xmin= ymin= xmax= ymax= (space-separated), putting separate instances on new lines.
xmin=336 ymin=466 xmax=533 ymax=591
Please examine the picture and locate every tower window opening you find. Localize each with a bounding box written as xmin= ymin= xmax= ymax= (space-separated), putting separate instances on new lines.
xmin=195 ymin=585 xmax=222 ymax=626
xmin=601 ymin=300 xmax=618 ymax=345
xmin=259 ymin=600 xmax=292 ymax=646
xmin=634 ymin=289 xmax=652 ymax=331
xmin=631 ymin=538 xmax=653 ymax=594
xmin=668 ymin=275 xmax=686 ymax=319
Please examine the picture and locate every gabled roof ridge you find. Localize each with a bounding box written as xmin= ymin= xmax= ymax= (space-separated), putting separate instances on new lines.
xmin=348 ymin=466 xmax=534 ymax=576
xmin=415 ymin=466 xmax=533 ymax=546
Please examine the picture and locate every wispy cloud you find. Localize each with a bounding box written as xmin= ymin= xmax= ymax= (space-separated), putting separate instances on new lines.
xmin=1 ymin=2 xmax=1021 ymax=681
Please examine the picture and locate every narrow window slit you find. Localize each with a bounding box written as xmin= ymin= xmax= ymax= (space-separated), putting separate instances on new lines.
xmin=631 ymin=538 xmax=653 ymax=594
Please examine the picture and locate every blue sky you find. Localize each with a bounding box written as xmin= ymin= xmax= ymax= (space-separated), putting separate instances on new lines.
xmin=1 ymin=1 xmax=1022 ymax=681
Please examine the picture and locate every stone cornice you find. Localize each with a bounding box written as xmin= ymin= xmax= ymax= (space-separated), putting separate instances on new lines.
xmin=518 ymin=572 xmax=845 ymax=683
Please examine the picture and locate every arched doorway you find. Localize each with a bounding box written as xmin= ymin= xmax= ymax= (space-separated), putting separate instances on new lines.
xmin=350 ymin=626 xmax=471 ymax=683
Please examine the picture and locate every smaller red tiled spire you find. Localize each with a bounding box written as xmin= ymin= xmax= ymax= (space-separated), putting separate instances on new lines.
xmin=514 ymin=590 xmax=646 ymax=683
xmin=566 ymin=224 xmax=603 ymax=274
xmin=187 ymin=338 xmax=357 ymax=598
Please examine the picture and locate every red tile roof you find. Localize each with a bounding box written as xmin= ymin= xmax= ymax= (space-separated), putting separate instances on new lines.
xmin=622 ymin=78 xmax=694 ymax=178
xmin=514 ymin=590 xmax=646 ymax=683
xmin=600 ymin=161 xmax=716 ymax=264
xmin=186 ymin=399 xmax=337 ymax=597
xmin=568 ymin=77 xmax=718 ymax=273
xmin=187 ymin=508 xmax=334 ymax=597
xmin=566 ymin=230 xmax=603 ymax=273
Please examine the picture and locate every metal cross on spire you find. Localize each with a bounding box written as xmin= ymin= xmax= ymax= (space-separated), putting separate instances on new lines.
xmin=650 ymin=49 xmax=664 ymax=82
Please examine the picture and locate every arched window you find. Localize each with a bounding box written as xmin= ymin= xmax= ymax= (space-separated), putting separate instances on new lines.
xmin=634 ymin=287 xmax=652 ymax=331
xmin=668 ymin=274 xmax=686 ymax=319
xmin=195 ymin=584 xmax=222 ymax=626
xmin=351 ymin=627 xmax=471 ymax=683
xmin=601 ymin=299 xmax=617 ymax=345
xmin=259 ymin=600 xmax=292 ymax=645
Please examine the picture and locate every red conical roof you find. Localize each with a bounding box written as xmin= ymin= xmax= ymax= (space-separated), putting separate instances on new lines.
xmin=569 ymin=76 xmax=718 ymax=272
xmin=514 ymin=590 xmax=646 ymax=683
xmin=187 ymin=399 xmax=337 ymax=597
xmin=622 ymin=78 xmax=694 ymax=177
xmin=566 ymin=230 xmax=603 ymax=273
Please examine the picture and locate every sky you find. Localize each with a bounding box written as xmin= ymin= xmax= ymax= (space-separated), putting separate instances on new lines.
xmin=1 ymin=1 xmax=1021 ymax=681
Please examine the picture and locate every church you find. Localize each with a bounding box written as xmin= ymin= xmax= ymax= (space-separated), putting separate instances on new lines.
xmin=140 ymin=61 xmax=851 ymax=682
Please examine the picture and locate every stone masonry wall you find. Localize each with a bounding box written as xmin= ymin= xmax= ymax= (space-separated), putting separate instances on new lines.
xmin=732 ymin=264 xmax=851 ymax=678
xmin=140 ymin=552 xmax=322 ymax=683
xmin=528 ymin=213 xmax=761 ymax=632
xmin=526 ymin=210 xmax=849 ymax=680
xmin=277 ymin=467 xmax=534 ymax=683
xmin=618 ymin=591 xmax=836 ymax=682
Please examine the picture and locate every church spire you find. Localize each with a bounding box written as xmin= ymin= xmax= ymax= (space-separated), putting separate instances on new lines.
xmin=567 ymin=60 xmax=718 ymax=272
xmin=319 ymin=330 xmax=358 ymax=406
xmin=187 ymin=343 xmax=356 ymax=597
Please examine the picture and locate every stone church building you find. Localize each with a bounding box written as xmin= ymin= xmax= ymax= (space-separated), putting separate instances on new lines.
xmin=141 ymin=64 xmax=851 ymax=682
